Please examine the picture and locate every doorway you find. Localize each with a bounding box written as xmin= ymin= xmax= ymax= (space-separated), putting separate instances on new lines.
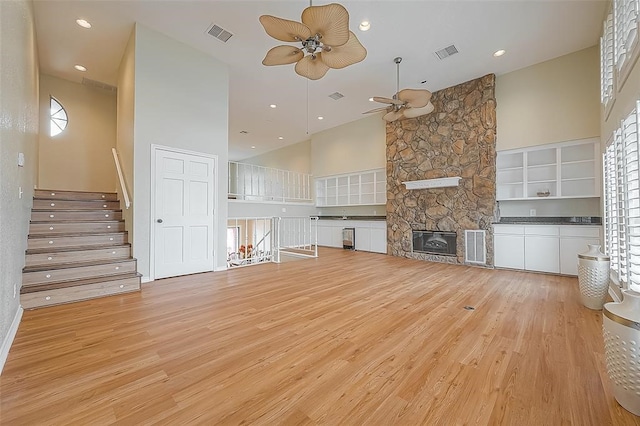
xmin=152 ymin=146 xmax=217 ymax=279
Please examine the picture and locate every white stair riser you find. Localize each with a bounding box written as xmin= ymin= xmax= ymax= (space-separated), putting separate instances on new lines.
xmin=34 ymin=190 xmax=118 ymax=201
xmin=23 ymin=260 xmax=137 ymax=286
xmin=28 ymin=233 xmax=127 ymax=250
xmin=25 ymin=246 xmax=131 ymax=268
xmin=31 ymin=211 xmax=123 ymax=221
xmin=21 ymin=277 xmax=140 ymax=309
xmin=29 ymin=222 xmax=125 ymax=235
xmin=33 ymin=199 xmax=120 ymax=210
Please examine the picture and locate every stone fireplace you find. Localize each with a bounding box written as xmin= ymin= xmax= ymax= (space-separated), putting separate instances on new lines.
xmin=386 ymin=74 xmax=496 ymax=266
xmin=413 ymin=230 xmax=456 ymax=256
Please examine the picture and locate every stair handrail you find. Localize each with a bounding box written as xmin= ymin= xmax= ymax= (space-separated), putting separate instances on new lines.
xmin=111 ymin=148 xmax=131 ymax=209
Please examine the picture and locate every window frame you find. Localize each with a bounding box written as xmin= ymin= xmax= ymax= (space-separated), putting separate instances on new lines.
xmin=49 ymin=96 xmax=68 ymax=137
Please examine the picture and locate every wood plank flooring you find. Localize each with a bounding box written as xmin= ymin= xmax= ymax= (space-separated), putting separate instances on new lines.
xmin=1 ymin=247 xmax=639 ymax=425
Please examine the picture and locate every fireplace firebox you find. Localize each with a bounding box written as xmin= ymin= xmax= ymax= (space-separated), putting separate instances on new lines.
xmin=412 ymin=230 xmax=457 ymax=256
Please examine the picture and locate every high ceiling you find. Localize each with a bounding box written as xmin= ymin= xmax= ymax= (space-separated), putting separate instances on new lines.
xmin=32 ymin=1 xmax=607 ymax=160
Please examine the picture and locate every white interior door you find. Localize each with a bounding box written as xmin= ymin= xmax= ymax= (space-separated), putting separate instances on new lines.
xmin=154 ymin=148 xmax=215 ymax=279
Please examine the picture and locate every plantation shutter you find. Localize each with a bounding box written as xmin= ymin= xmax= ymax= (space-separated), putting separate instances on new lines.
xmin=601 ymin=13 xmax=614 ymax=105
xmin=604 ymin=138 xmax=620 ymax=276
xmin=624 ymin=105 xmax=640 ymax=290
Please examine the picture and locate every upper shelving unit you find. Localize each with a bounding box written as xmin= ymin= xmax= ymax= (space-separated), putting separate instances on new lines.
xmin=316 ymin=168 xmax=386 ymax=207
xmin=496 ymin=138 xmax=600 ymax=201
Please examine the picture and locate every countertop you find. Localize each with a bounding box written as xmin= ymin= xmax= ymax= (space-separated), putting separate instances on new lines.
xmin=316 ymin=216 xmax=386 ymax=221
xmin=495 ymin=216 xmax=601 ymax=226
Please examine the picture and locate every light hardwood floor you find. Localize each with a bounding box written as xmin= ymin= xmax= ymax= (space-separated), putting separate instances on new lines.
xmin=1 ymin=247 xmax=639 ymax=425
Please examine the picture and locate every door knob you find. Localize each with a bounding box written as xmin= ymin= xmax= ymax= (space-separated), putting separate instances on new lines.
xmin=157 ymin=219 xmax=163 ymax=223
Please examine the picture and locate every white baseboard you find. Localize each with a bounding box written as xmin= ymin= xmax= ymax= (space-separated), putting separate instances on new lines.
xmin=0 ymin=306 xmax=23 ymax=375
xmin=215 ymin=266 xmax=227 ymax=272
xmin=141 ymin=276 xmax=153 ymax=284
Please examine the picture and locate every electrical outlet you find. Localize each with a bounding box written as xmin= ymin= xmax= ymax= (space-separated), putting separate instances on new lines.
xmin=19 ymin=186 xmax=23 ymax=199
xmin=281 ymin=207 xmax=286 ymax=213
xmin=530 ymin=209 xmax=536 ymax=217
xmin=373 ymin=210 xmax=377 ymax=215
xmin=13 ymin=283 xmax=17 ymax=298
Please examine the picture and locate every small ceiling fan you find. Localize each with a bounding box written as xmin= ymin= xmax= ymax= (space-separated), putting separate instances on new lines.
xmin=364 ymin=57 xmax=434 ymax=122
xmin=259 ymin=2 xmax=367 ymax=80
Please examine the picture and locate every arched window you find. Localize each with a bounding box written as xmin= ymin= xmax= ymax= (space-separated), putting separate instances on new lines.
xmin=50 ymin=96 xmax=68 ymax=137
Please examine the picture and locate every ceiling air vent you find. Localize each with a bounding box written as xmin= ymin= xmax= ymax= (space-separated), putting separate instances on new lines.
xmin=435 ymin=44 xmax=459 ymax=60
xmin=81 ymin=78 xmax=117 ymax=93
xmin=328 ymin=92 xmax=344 ymax=100
xmin=207 ymin=24 xmax=233 ymax=43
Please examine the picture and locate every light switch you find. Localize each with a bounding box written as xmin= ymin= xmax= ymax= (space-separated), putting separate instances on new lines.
xmin=17 ymin=152 xmax=25 ymax=167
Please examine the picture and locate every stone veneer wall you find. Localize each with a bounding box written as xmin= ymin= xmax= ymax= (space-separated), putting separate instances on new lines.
xmin=386 ymin=74 xmax=496 ymax=265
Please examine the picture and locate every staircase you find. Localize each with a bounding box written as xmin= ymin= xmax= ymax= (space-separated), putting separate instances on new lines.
xmin=21 ymin=189 xmax=141 ymax=309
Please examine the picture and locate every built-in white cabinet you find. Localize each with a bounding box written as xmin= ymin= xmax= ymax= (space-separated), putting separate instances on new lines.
xmin=493 ymin=224 xmax=602 ymax=275
xmin=494 ymin=225 xmax=525 ymax=269
xmin=524 ymin=226 xmax=560 ymax=273
xmin=316 ymin=220 xmax=387 ymax=254
xmin=316 ymin=169 xmax=386 ymax=207
xmin=496 ymin=138 xmax=600 ymax=201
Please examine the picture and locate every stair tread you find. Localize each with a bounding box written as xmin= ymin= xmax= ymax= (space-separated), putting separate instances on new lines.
xmin=21 ymin=272 xmax=140 ymax=294
xmin=28 ymin=231 xmax=127 ymax=238
xmin=32 ymin=209 xmax=122 ymax=212
xmin=29 ymin=231 xmax=127 ymax=238
xmin=23 ymin=257 xmax=137 ymax=273
xmin=27 ymin=243 xmax=131 ymax=255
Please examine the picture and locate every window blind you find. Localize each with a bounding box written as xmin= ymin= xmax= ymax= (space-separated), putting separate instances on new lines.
xmin=601 ymin=13 xmax=614 ymax=105
xmin=615 ymin=0 xmax=639 ymax=71
xmin=604 ymin=139 xmax=620 ymax=275
xmin=624 ymin=106 xmax=640 ymax=290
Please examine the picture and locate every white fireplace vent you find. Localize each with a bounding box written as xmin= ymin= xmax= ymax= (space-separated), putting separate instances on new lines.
xmin=465 ymin=230 xmax=486 ymax=264
xmin=403 ymin=177 xmax=461 ymax=190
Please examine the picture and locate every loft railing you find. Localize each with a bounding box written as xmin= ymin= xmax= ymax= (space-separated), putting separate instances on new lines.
xmin=228 ymin=161 xmax=312 ymax=203
xmin=226 ymin=216 xmax=318 ymax=267
xmin=111 ymin=148 xmax=131 ymax=209
xmin=273 ymin=216 xmax=318 ymax=263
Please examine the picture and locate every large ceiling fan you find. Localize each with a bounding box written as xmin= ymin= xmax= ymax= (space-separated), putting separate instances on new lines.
xmin=364 ymin=57 xmax=434 ymax=122
xmin=259 ymin=2 xmax=367 ymax=80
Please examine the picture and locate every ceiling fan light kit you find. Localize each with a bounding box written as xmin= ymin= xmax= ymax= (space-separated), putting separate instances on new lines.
xmin=365 ymin=56 xmax=435 ymax=122
xmin=259 ymin=2 xmax=367 ymax=80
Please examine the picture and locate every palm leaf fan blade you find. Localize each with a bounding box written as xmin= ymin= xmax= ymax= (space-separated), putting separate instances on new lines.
xmin=262 ymin=45 xmax=304 ymax=66
xmin=295 ymin=53 xmax=330 ymax=80
xmin=402 ymin=102 xmax=435 ymax=118
xmin=373 ymin=96 xmax=404 ymax=105
xmin=321 ymin=32 xmax=366 ymax=69
xmin=383 ymin=110 xmax=404 ymax=122
xmin=301 ymin=3 xmax=350 ymax=46
xmin=362 ymin=106 xmax=391 ymax=114
xmin=397 ymin=89 xmax=432 ymax=108
xmin=259 ymin=15 xmax=311 ymax=42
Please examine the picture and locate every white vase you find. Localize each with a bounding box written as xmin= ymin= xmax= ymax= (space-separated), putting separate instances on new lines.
xmin=578 ymin=244 xmax=610 ymax=310
xmin=603 ymin=290 xmax=640 ymax=416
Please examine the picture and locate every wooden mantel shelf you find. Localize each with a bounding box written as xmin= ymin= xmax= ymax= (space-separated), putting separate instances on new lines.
xmin=402 ymin=177 xmax=461 ymax=190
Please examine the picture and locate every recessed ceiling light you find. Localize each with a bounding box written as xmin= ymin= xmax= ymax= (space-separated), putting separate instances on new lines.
xmin=369 ymin=97 xmax=374 ymax=102
xmin=269 ymin=104 xmax=277 ymax=108
xmin=278 ymin=136 xmax=284 ymax=140
xmin=251 ymin=145 xmax=256 ymax=149
xmin=74 ymin=64 xmax=87 ymax=72
xmin=318 ymin=116 xmax=324 ymax=120
xmin=76 ymin=19 xmax=92 ymax=29
xmin=359 ymin=21 xmax=370 ymax=31
xmin=493 ymin=49 xmax=506 ymax=57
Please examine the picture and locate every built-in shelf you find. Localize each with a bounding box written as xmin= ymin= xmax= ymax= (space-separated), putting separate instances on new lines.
xmin=403 ymin=177 xmax=461 ymax=190
xmin=496 ymin=138 xmax=600 ymax=201
xmin=316 ymin=168 xmax=386 ymax=207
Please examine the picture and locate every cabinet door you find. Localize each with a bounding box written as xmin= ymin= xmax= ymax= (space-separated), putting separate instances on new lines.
xmin=560 ymin=237 xmax=600 ymax=276
xmin=494 ymin=234 xmax=525 ymax=269
xmin=355 ymin=227 xmax=371 ymax=251
xmin=524 ymin=236 xmax=560 ymax=273
xmin=370 ymin=227 xmax=387 ymax=254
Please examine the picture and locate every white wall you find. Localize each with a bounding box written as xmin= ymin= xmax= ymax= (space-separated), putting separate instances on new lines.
xmin=496 ymin=46 xmax=600 ymax=151
xmin=311 ymin=113 xmax=386 ymax=177
xmin=116 ymin=29 xmax=136 ymax=240
xmin=131 ymin=25 xmax=229 ymax=278
xmin=38 ymin=74 xmax=117 ymax=192
xmin=496 ymin=46 xmax=601 ymax=217
xmin=0 ymin=0 xmax=39 ymax=372
xmin=244 ymin=139 xmax=311 ymax=174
